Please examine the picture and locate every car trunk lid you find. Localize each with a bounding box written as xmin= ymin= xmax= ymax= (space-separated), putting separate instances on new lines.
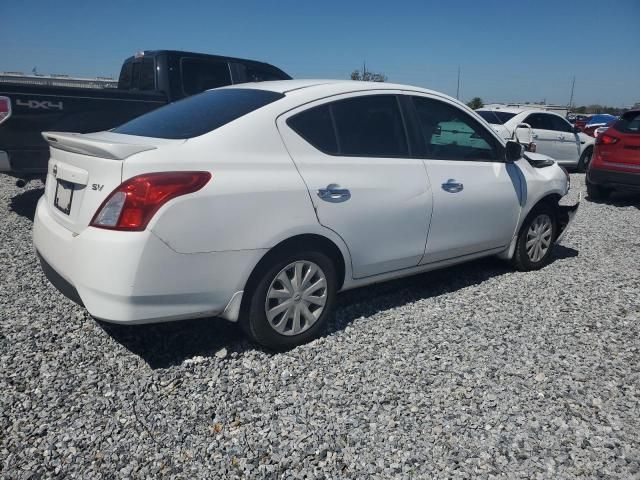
xmin=41 ymin=131 xmax=180 ymax=234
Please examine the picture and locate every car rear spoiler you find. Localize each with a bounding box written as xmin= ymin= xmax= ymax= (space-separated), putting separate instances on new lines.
xmin=42 ymin=131 xmax=158 ymax=160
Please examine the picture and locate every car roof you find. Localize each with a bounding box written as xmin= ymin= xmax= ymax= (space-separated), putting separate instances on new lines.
xmin=223 ymin=78 xmax=457 ymax=99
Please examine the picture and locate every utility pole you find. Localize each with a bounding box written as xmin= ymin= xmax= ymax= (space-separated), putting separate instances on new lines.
xmin=568 ymin=75 xmax=576 ymax=111
xmin=456 ymin=67 xmax=461 ymax=100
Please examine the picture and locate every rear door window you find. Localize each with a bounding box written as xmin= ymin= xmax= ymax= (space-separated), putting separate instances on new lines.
xmin=524 ymin=113 xmax=553 ymax=130
xmin=412 ymin=97 xmax=499 ymax=161
xmin=181 ymin=58 xmax=232 ymax=95
xmin=548 ymin=115 xmax=573 ymax=132
xmin=113 ymin=88 xmax=283 ymax=139
xmin=332 ymin=95 xmax=408 ymax=157
xmin=286 ymin=105 xmax=338 ymax=154
xmin=287 ymin=95 xmax=409 ymax=157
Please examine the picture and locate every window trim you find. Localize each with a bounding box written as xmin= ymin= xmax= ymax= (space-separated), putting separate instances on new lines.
xmin=179 ymin=56 xmax=233 ymax=97
xmin=286 ymin=93 xmax=414 ymax=159
xmin=407 ymin=94 xmax=505 ymax=163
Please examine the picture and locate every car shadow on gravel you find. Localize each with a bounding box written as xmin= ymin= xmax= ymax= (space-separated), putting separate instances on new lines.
xmin=100 ymin=245 xmax=578 ymax=368
xmin=9 ymin=187 xmax=45 ymax=221
xmin=329 ymin=245 xmax=578 ymax=333
xmin=98 ymin=317 xmax=246 ymax=369
xmin=587 ymin=191 xmax=640 ymax=209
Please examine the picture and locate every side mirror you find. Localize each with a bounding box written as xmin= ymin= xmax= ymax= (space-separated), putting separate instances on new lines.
xmin=505 ymin=140 xmax=523 ymax=163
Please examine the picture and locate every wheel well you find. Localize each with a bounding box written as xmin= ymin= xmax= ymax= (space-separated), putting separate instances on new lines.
xmin=245 ymin=234 xmax=347 ymax=294
xmin=533 ymin=193 xmax=562 ymax=214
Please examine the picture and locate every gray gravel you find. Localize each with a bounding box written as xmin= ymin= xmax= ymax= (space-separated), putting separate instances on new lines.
xmin=1 ymin=173 xmax=639 ymax=479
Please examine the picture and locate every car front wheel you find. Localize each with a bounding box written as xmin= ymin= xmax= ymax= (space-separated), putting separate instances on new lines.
xmin=511 ymin=206 xmax=558 ymax=271
xmin=241 ymin=250 xmax=337 ymax=350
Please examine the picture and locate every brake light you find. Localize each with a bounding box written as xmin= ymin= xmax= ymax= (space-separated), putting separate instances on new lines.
xmin=0 ymin=96 xmax=11 ymax=125
xmin=90 ymin=172 xmax=211 ymax=231
xmin=597 ymin=133 xmax=619 ymax=145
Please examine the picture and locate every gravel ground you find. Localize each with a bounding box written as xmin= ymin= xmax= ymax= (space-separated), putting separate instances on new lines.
xmin=1 ymin=173 xmax=639 ymax=479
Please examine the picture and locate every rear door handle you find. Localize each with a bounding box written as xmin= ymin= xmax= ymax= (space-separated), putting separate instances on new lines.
xmin=441 ymin=179 xmax=463 ymax=193
xmin=317 ymin=184 xmax=351 ymax=202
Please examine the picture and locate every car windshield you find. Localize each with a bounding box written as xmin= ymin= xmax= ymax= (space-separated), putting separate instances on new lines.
xmin=476 ymin=110 xmax=517 ymax=125
xmin=113 ymin=88 xmax=284 ymax=139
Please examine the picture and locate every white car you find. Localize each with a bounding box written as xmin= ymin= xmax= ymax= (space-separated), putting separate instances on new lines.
xmin=476 ymin=107 xmax=595 ymax=171
xmin=33 ymin=80 xmax=579 ymax=350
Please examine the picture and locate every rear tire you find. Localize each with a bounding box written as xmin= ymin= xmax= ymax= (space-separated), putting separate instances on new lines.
xmin=577 ymin=148 xmax=593 ymax=173
xmin=586 ymin=180 xmax=611 ymax=201
xmin=510 ymin=205 xmax=558 ymax=271
xmin=240 ymin=249 xmax=337 ymax=351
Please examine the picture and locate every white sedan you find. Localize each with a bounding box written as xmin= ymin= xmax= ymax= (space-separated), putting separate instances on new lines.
xmin=33 ymin=80 xmax=579 ymax=350
xmin=476 ymin=107 xmax=595 ymax=171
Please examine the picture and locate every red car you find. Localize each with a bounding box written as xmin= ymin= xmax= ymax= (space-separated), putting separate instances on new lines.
xmin=587 ymin=110 xmax=640 ymax=200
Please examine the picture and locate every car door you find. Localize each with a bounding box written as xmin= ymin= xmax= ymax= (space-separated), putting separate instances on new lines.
xmin=409 ymin=95 xmax=522 ymax=264
xmin=547 ymin=114 xmax=581 ymax=163
xmin=278 ymin=92 xmax=433 ymax=278
xmin=520 ymin=113 xmax=562 ymax=159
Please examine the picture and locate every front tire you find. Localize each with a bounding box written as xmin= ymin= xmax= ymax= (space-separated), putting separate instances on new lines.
xmin=241 ymin=250 xmax=337 ymax=350
xmin=511 ymin=205 xmax=557 ymax=271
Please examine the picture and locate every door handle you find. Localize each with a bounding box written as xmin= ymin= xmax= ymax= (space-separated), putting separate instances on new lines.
xmin=532 ymin=134 xmax=539 ymax=139
xmin=441 ymin=179 xmax=463 ymax=193
xmin=317 ymin=184 xmax=351 ymax=202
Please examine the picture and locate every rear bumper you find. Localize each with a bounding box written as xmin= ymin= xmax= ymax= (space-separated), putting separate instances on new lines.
xmin=33 ymin=197 xmax=265 ymax=324
xmin=587 ymin=167 xmax=640 ymax=192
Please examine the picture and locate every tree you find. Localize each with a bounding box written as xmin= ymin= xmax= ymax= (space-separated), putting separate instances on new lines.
xmin=466 ymin=97 xmax=484 ymax=109
xmin=350 ymin=68 xmax=387 ymax=82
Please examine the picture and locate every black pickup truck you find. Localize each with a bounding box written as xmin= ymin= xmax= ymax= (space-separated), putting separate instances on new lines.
xmin=0 ymin=50 xmax=290 ymax=183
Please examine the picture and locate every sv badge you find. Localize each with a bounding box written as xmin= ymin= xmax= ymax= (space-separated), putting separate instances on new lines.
xmin=91 ymin=184 xmax=104 ymax=191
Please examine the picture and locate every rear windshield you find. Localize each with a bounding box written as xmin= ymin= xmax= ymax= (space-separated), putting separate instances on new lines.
xmin=476 ymin=110 xmax=516 ymax=125
xmin=613 ymin=111 xmax=640 ymax=134
xmin=113 ymin=88 xmax=284 ymax=139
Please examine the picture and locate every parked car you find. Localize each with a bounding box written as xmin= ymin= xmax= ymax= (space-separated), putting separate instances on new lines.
xmin=587 ymin=110 xmax=640 ymax=199
xmin=582 ymin=114 xmax=618 ymax=137
xmin=476 ymin=107 xmax=595 ymax=171
xmin=572 ymin=114 xmax=591 ymax=131
xmin=0 ymin=50 xmax=290 ymax=184
xmin=33 ymin=80 xmax=579 ymax=350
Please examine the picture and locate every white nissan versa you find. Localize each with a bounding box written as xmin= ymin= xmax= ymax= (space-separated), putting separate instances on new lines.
xmin=33 ymin=80 xmax=579 ymax=350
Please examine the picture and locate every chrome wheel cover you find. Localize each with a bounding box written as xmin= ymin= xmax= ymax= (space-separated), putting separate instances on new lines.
xmin=526 ymin=214 xmax=553 ymax=262
xmin=265 ymin=261 xmax=327 ymax=336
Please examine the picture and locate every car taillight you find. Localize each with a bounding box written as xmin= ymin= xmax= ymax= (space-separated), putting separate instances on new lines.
xmin=597 ymin=133 xmax=619 ymax=145
xmin=0 ymin=96 xmax=11 ymax=125
xmin=90 ymin=171 xmax=211 ymax=231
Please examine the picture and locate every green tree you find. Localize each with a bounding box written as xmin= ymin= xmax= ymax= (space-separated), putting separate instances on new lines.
xmin=350 ymin=69 xmax=387 ymax=82
xmin=466 ymin=97 xmax=484 ymax=110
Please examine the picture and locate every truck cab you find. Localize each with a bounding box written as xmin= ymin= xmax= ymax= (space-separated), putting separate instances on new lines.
xmin=0 ymin=50 xmax=290 ymax=182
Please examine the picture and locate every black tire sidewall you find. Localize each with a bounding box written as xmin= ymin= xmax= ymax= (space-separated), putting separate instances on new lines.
xmin=514 ymin=206 xmax=557 ymax=270
xmin=578 ymin=148 xmax=592 ymax=173
xmin=245 ymin=250 xmax=337 ymax=350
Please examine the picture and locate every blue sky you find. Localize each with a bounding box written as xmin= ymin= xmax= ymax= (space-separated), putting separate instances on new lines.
xmin=2 ymin=0 xmax=638 ymax=106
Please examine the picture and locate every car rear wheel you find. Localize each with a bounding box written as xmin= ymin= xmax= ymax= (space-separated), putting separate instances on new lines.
xmin=586 ymin=180 xmax=611 ymax=201
xmin=577 ymin=148 xmax=593 ymax=173
xmin=241 ymin=250 xmax=337 ymax=350
xmin=510 ymin=206 xmax=557 ymax=271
